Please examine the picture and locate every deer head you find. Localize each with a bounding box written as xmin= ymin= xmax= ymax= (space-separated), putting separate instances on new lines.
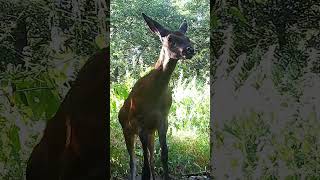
xmin=142 ymin=13 xmax=195 ymax=62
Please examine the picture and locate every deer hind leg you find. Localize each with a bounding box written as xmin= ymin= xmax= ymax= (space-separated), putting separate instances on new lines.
xmin=123 ymin=131 xmax=137 ymax=180
xmin=158 ymin=118 xmax=169 ymax=180
xmin=139 ymin=130 xmax=151 ymax=180
xmin=148 ymin=132 xmax=155 ymax=180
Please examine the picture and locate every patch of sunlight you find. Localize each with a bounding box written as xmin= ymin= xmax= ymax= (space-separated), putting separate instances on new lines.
xmin=175 ymin=106 xmax=186 ymax=120
xmin=171 ymin=0 xmax=190 ymax=6
xmin=197 ymin=15 xmax=204 ymax=21
xmin=172 ymin=128 xmax=198 ymax=140
xmin=170 ymin=0 xmax=192 ymax=16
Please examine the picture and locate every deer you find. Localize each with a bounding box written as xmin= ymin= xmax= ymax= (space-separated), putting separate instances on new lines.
xmin=26 ymin=47 xmax=109 ymax=180
xmin=118 ymin=13 xmax=195 ymax=180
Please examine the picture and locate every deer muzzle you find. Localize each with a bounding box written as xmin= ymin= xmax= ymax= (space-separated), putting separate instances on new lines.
xmin=183 ymin=46 xmax=195 ymax=59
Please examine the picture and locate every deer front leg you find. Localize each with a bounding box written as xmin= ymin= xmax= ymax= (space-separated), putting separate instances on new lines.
xmin=158 ymin=119 xmax=169 ymax=180
xmin=147 ymin=132 xmax=155 ymax=180
xmin=123 ymin=131 xmax=136 ymax=180
xmin=139 ymin=130 xmax=151 ymax=180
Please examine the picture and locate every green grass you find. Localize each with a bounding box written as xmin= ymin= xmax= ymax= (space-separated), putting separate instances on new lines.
xmin=216 ymin=110 xmax=320 ymax=179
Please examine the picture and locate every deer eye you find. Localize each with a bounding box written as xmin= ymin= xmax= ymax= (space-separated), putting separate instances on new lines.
xmin=167 ymin=36 xmax=177 ymax=47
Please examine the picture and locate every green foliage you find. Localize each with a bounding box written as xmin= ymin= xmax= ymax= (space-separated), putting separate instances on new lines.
xmin=0 ymin=0 xmax=209 ymax=179
xmin=110 ymin=0 xmax=210 ymax=178
xmin=0 ymin=0 xmax=108 ymax=179
xmin=229 ymin=7 xmax=247 ymax=24
xmin=110 ymin=0 xmax=210 ymax=83
xmin=212 ymin=0 xmax=320 ymax=178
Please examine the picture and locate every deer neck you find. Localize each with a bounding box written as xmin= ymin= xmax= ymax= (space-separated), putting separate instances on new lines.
xmin=154 ymin=47 xmax=178 ymax=85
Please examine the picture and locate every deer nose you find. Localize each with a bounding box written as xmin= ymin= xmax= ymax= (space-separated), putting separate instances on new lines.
xmin=182 ymin=46 xmax=194 ymax=59
xmin=186 ymin=47 xmax=194 ymax=54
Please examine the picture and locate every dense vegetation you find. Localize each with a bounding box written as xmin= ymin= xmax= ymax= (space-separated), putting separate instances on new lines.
xmin=211 ymin=0 xmax=320 ymax=178
xmin=4 ymin=0 xmax=317 ymax=179
xmin=110 ymin=0 xmax=210 ymax=178
xmin=0 ymin=0 xmax=209 ymax=179
xmin=0 ymin=0 xmax=107 ymax=179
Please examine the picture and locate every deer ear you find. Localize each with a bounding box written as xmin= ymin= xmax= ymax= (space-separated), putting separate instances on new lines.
xmin=142 ymin=13 xmax=169 ymax=38
xmin=179 ymin=20 xmax=188 ymax=34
